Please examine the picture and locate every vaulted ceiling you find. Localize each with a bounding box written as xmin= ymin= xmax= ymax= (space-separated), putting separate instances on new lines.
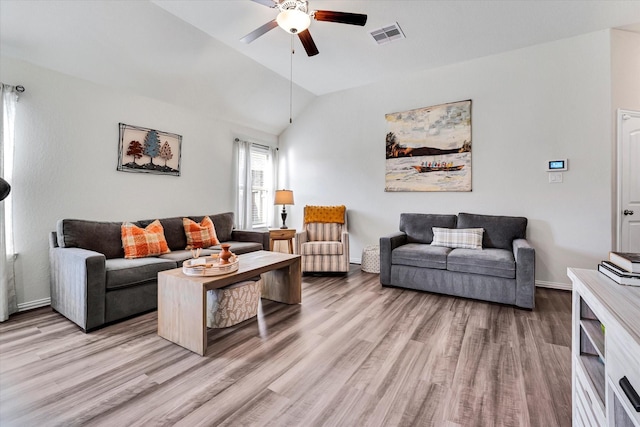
xmin=2 ymin=1 xmax=640 ymax=134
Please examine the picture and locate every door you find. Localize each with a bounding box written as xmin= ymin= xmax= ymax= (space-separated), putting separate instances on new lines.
xmin=618 ymin=109 xmax=640 ymax=252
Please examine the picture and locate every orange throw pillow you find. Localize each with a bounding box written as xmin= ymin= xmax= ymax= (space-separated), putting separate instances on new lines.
xmin=183 ymin=216 xmax=220 ymax=249
xmin=304 ymin=205 xmax=346 ymax=224
xmin=121 ymin=220 xmax=171 ymax=259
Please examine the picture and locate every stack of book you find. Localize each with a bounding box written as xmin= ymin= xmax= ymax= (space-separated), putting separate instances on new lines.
xmin=598 ymin=252 xmax=640 ymax=286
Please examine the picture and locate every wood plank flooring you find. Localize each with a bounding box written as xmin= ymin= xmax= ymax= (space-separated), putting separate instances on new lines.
xmin=0 ymin=266 xmax=572 ymax=426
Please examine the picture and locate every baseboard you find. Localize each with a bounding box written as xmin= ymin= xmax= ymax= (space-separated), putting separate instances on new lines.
xmin=536 ymin=280 xmax=572 ymax=291
xmin=18 ymin=297 xmax=51 ymax=312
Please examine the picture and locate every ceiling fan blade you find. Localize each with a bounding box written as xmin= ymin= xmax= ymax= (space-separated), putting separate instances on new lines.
xmin=250 ymin=0 xmax=277 ymax=8
xmin=314 ymin=10 xmax=368 ymax=26
xmin=298 ymin=30 xmax=319 ymax=57
xmin=240 ymin=19 xmax=278 ymax=44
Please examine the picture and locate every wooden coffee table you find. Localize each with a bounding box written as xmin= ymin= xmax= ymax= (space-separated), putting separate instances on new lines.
xmin=157 ymin=250 xmax=301 ymax=356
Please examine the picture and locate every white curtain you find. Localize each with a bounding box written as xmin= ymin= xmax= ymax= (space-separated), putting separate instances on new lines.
xmin=1 ymin=83 xmax=18 ymax=322
xmin=233 ymin=138 xmax=253 ymax=230
xmin=269 ymin=146 xmax=279 ymax=228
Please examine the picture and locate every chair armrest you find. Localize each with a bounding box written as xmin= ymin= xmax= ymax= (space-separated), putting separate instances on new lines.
xmin=49 ymin=246 xmax=106 ymax=331
xmin=379 ymin=232 xmax=408 ymax=285
xmin=295 ymin=230 xmax=308 ymax=254
xmin=231 ymin=229 xmax=270 ymax=251
xmin=513 ymin=238 xmax=535 ymax=309
xmin=342 ymin=230 xmax=349 ymax=263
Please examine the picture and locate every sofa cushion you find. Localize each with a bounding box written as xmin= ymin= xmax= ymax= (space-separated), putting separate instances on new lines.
xmin=105 ymin=257 xmax=177 ymax=290
xmin=57 ymin=219 xmax=125 ymax=259
xmin=399 ymin=214 xmax=457 ymax=244
xmin=121 ymin=220 xmax=171 ymax=259
xmin=457 ymin=213 xmax=527 ymax=250
xmin=209 ymin=241 xmax=262 ymax=255
xmin=431 ymin=227 xmax=484 ymax=250
xmin=300 ymin=241 xmax=344 ymax=255
xmin=183 ymin=216 xmax=220 ymax=249
xmin=392 ymin=243 xmax=451 ymax=269
xmin=138 ymin=217 xmax=186 ymax=252
xmin=447 ymin=248 xmax=516 ymax=279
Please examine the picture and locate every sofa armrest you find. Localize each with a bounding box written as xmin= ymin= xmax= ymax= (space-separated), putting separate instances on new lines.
xmin=295 ymin=230 xmax=308 ymax=255
xmin=49 ymin=246 xmax=106 ymax=331
xmin=49 ymin=231 xmax=59 ymax=248
xmin=379 ymin=232 xmax=408 ymax=285
xmin=513 ymin=238 xmax=535 ymax=309
xmin=230 ymin=229 xmax=270 ymax=251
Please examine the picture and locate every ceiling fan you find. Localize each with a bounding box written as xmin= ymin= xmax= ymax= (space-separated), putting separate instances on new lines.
xmin=240 ymin=0 xmax=368 ymax=57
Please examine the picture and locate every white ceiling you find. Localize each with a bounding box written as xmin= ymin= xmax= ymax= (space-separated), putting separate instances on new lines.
xmin=2 ymin=1 xmax=640 ymax=134
xmin=153 ymin=0 xmax=640 ymax=95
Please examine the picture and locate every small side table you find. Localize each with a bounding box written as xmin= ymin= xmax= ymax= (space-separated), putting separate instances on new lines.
xmin=269 ymin=228 xmax=296 ymax=254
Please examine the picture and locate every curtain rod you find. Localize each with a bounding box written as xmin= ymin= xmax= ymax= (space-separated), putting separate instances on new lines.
xmin=234 ymin=138 xmax=272 ymax=150
xmin=16 ymin=85 xmax=25 ymax=93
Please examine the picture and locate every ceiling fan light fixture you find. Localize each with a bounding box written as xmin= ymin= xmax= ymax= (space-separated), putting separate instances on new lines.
xmin=276 ymin=9 xmax=310 ymax=34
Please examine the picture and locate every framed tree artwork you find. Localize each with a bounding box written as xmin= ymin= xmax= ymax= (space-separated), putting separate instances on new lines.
xmin=117 ymin=123 xmax=182 ymax=176
xmin=385 ymin=100 xmax=472 ymax=192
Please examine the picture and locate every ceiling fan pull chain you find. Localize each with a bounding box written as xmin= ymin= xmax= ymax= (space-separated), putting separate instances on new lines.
xmin=290 ymin=34 xmax=294 ymax=124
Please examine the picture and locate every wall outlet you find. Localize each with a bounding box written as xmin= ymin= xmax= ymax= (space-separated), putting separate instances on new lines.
xmin=549 ymin=172 xmax=563 ymax=183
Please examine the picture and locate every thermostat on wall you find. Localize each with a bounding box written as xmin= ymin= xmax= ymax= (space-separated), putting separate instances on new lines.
xmin=547 ymin=159 xmax=568 ymax=171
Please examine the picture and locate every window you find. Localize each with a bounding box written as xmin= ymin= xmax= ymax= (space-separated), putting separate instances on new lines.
xmin=234 ymin=140 xmax=276 ymax=230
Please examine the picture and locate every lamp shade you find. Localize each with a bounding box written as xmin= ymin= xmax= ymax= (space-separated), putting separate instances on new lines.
xmin=274 ymin=190 xmax=294 ymax=205
xmin=276 ymin=9 xmax=311 ymax=34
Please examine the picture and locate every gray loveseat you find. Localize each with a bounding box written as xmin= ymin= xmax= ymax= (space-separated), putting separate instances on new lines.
xmin=380 ymin=212 xmax=535 ymax=309
xmin=49 ymin=212 xmax=269 ymax=331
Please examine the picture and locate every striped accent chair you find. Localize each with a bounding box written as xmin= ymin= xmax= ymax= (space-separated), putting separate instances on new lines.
xmin=296 ymin=207 xmax=350 ymax=273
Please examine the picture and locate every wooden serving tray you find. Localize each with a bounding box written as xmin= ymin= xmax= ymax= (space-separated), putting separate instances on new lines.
xmin=182 ymin=255 xmax=239 ymax=276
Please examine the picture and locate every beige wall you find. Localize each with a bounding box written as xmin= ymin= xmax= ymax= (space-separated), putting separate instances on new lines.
xmin=612 ymin=29 xmax=640 ymax=112
xmin=611 ymin=29 xmax=640 ymax=249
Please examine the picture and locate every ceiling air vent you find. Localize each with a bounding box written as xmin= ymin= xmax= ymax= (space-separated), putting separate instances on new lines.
xmin=370 ymin=22 xmax=405 ymax=45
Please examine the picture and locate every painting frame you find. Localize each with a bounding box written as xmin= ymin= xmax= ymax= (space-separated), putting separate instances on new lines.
xmin=117 ymin=123 xmax=182 ymax=176
xmin=385 ymin=100 xmax=472 ymax=192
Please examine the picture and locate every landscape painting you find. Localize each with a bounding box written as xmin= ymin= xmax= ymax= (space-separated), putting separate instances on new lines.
xmin=117 ymin=123 xmax=182 ymax=176
xmin=385 ymin=100 xmax=471 ymax=192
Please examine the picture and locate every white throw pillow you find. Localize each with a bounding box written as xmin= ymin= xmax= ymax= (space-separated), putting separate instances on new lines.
xmin=431 ymin=227 xmax=484 ymax=250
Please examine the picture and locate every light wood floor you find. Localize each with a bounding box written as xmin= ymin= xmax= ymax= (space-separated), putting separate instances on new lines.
xmin=0 ymin=266 xmax=572 ymax=426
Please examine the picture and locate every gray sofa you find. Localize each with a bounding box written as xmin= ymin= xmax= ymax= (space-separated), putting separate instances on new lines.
xmin=380 ymin=212 xmax=535 ymax=309
xmin=49 ymin=212 xmax=269 ymax=331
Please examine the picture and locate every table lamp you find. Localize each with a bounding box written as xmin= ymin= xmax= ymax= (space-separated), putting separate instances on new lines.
xmin=0 ymin=177 xmax=10 ymax=201
xmin=274 ymin=190 xmax=294 ymax=229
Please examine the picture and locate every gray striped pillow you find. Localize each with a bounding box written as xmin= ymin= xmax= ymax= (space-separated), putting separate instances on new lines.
xmin=431 ymin=227 xmax=484 ymax=249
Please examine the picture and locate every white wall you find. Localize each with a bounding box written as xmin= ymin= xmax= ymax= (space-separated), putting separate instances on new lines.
xmin=2 ymin=28 xmax=632 ymax=307
xmin=279 ymin=30 xmax=614 ymax=287
xmin=1 ymin=57 xmax=277 ymax=308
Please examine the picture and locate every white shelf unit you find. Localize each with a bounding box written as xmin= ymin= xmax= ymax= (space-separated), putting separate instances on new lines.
xmin=568 ymin=268 xmax=640 ymax=427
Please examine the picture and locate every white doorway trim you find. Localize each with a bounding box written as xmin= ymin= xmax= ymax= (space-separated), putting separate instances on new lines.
xmin=616 ymin=108 xmax=640 ymax=251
